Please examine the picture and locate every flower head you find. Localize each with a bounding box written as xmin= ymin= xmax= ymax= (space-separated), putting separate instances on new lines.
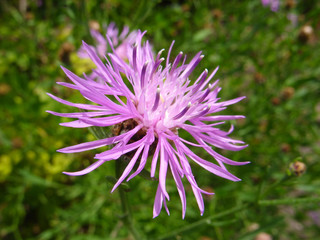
xmin=78 ymin=22 xmax=137 ymax=60
xmin=48 ymin=30 xmax=248 ymax=218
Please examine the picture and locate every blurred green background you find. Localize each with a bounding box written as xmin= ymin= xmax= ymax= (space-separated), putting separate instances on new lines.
xmin=1 ymin=0 xmax=320 ymax=239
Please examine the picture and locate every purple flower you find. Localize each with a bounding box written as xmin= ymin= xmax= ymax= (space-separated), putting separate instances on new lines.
xmin=287 ymin=13 xmax=298 ymax=27
xmin=78 ymin=22 xmax=138 ymax=61
xmin=48 ymin=31 xmax=248 ymax=218
xmin=261 ymin=0 xmax=280 ymax=11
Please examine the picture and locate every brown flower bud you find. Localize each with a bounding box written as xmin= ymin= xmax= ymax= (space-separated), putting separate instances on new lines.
xmin=281 ymin=143 xmax=291 ymax=153
xmin=25 ymin=12 xmax=34 ymax=20
xmin=290 ymin=161 xmax=306 ymax=176
xmin=212 ymin=9 xmax=223 ymax=20
xmin=89 ymin=20 xmax=100 ymax=31
xmin=248 ymin=223 xmax=259 ymax=231
xmin=254 ymin=72 xmax=265 ymax=84
xmin=298 ymin=25 xmax=314 ymax=43
xmin=58 ymin=42 xmax=75 ymax=64
xmin=12 ymin=137 xmax=24 ymax=148
xmin=0 ymin=83 xmax=11 ymax=95
xmin=281 ymin=87 xmax=295 ymax=100
xmin=271 ymin=97 xmax=281 ymax=106
xmin=181 ymin=3 xmax=191 ymax=12
xmin=285 ymin=0 xmax=295 ymax=10
xmin=254 ymin=232 xmax=272 ymax=240
xmin=200 ymin=237 xmax=213 ymax=240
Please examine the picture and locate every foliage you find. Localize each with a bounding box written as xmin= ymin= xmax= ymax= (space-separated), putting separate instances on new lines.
xmin=1 ymin=0 xmax=320 ymax=239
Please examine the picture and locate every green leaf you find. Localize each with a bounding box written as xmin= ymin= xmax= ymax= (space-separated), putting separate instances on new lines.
xmin=193 ymin=29 xmax=212 ymax=42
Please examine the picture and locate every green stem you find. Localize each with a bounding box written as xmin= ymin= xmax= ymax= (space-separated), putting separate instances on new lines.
xmin=90 ymin=126 xmax=141 ymax=239
xmin=259 ymin=196 xmax=320 ymax=206
xmin=115 ymin=159 xmax=142 ymax=240
xmin=258 ymin=175 xmax=291 ymax=201
xmin=156 ymin=204 xmax=248 ymax=240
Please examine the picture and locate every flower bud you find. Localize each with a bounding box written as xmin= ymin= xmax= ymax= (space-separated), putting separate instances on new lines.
xmin=285 ymin=0 xmax=295 ymax=10
xmin=89 ymin=20 xmax=100 ymax=31
xmin=289 ymin=161 xmax=306 ymax=176
xmin=12 ymin=137 xmax=24 ymax=149
xmin=58 ymin=42 xmax=75 ymax=64
xmin=254 ymin=232 xmax=272 ymax=240
xmin=298 ymin=25 xmax=314 ymax=43
xmin=271 ymin=97 xmax=281 ymax=106
xmin=281 ymin=87 xmax=295 ymax=100
xmin=0 ymin=83 xmax=11 ymax=95
xmin=254 ymin=72 xmax=265 ymax=84
xmin=281 ymin=143 xmax=291 ymax=153
xmin=212 ymin=9 xmax=223 ymax=20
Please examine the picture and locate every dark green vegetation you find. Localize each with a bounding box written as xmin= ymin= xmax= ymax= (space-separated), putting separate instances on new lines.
xmin=1 ymin=0 xmax=320 ymax=239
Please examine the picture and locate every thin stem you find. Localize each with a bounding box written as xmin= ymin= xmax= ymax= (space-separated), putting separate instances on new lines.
xmin=258 ymin=174 xmax=291 ymax=201
xmin=259 ymin=196 xmax=320 ymax=206
xmin=90 ymin=126 xmax=142 ymax=239
xmin=115 ymin=158 xmax=143 ymax=240
xmin=214 ymin=226 xmax=224 ymax=240
xmin=156 ymin=204 xmax=248 ymax=240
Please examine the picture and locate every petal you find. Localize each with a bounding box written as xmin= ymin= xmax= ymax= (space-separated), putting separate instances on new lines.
xmin=150 ymin=138 xmax=160 ymax=178
xmin=162 ymin=139 xmax=183 ymax=175
xmin=95 ymin=126 xmax=147 ymax=159
xmin=77 ymin=115 xmax=132 ymax=127
xmin=198 ymin=115 xmax=245 ymax=122
xmin=169 ymin=161 xmax=186 ymax=219
xmin=60 ymin=120 xmax=92 ymax=128
xmin=175 ymin=147 xmax=215 ymax=195
xmin=126 ymin=128 xmax=155 ymax=181
xmin=191 ymin=183 xmax=204 ymax=216
xmin=47 ymin=93 xmax=107 ymax=111
xmin=111 ymin=144 xmax=144 ymax=192
xmin=159 ymin=135 xmax=170 ymax=200
xmin=58 ymin=125 xmax=142 ymax=153
xmin=179 ymin=52 xmax=203 ymax=80
xmin=193 ymin=131 xmax=248 ymax=151
xmin=153 ymin=185 xmax=163 ymax=218
xmin=82 ymin=41 xmax=114 ymax=84
xmin=57 ymin=81 xmax=123 ymax=96
xmin=63 ymin=159 xmax=106 ymax=176
xmin=153 ymin=184 xmax=170 ymax=218
xmin=126 ymin=144 xmax=150 ymax=181
xmin=178 ymin=141 xmax=241 ymax=182
xmin=220 ymin=96 xmax=246 ymax=106
xmin=47 ymin=110 xmax=111 ymax=118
